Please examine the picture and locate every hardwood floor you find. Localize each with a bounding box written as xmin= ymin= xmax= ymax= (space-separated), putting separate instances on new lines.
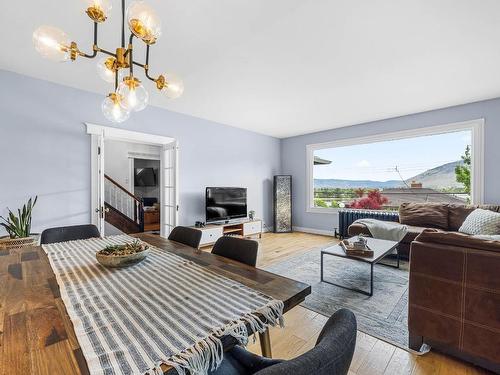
xmin=242 ymin=231 xmax=492 ymax=375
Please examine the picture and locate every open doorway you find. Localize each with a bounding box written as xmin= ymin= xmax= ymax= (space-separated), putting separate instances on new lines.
xmin=133 ymin=158 xmax=161 ymax=232
xmin=86 ymin=124 xmax=178 ymax=238
xmin=103 ymin=139 xmax=162 ymax=235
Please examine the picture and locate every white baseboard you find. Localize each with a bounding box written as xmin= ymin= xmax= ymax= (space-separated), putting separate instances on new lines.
xmin=293 ymin=226 xmax=336 ymax=237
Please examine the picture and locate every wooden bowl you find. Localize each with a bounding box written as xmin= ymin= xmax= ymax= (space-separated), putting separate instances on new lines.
xmin=96 ymin=242 xmax=149 ymax=268
xmin=96 ymin=249 xmax=149 ymax=268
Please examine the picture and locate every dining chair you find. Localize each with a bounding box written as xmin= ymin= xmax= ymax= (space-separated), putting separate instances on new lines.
xmin=40 ymin=224 xmax=101 ymax=245
xmin=211 ymin=236 xmax=259 ymax=267
xmin=209 ymin=308 xmax=357 ymax=375
xmin=168 ymin=226 xmax=203 ymax=248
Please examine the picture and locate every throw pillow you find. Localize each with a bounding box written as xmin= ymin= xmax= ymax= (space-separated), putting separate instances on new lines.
xmin=448 ymin=204 xmax=500 ymax=231
xmin=459 ymin=209 xmax=500 ymax=235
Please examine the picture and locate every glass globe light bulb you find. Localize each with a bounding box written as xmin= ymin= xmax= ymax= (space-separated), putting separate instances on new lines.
xmin=33 ymin=25 xmax=71 ymax=62
xmin=96 ymin=57 xmax=116 ymax=83
xmin=127 ymin=1 xmax=162 ymax=43
xmin=102 ymin=94 xmax=130 ymax=123
xmin=83 ymin=0 xmax=112 ymax=22
xmin=96 ymin=58 xmax=126 ymax=83
xmin=163 ymin=73 xmax=184 ymax=99
xmin=117 ymin=77 xmax=149 ymax=112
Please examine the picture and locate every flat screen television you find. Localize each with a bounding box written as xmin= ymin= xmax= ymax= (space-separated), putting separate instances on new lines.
xmin=206 ymin=187 xmax=247 ymax=223
xmin=134 ymin=168 xmax=157 ymax=187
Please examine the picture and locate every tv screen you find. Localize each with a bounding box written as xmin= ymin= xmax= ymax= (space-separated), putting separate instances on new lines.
xmin=134 ymin=168 xmax=157 ymax=187
xmin=206 ymin=187 xmax=247 ymax=222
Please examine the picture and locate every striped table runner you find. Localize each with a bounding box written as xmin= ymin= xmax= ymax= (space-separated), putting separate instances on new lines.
xmin=42 ymin=235 xmax=284 ymax=375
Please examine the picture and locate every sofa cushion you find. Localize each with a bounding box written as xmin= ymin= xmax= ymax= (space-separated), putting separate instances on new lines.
xmin=399 ymin=203 xmax=449 ymax=230
xmin=448 ymin=204 xmax=500 ymax=231
xmin=459 ymin=209 xmax=500 ymax=235
xmin=415 ymin=229 xmax=500 ymax=253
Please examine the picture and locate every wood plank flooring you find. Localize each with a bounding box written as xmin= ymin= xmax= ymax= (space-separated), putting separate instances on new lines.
xmin=241 ymin=231 xmax=492 ymax=375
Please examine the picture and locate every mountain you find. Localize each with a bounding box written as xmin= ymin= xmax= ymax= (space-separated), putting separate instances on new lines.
xmin=404 ymin=160 xmax=464 ymax=189
xmin=314 ymin=160 xmax=464 ymax=189
xmin=314 ymin=178 xmax=402 ymax=189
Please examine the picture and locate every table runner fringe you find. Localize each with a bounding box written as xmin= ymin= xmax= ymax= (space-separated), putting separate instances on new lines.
xmin=156 ymin=299 xmax=284 ymax=375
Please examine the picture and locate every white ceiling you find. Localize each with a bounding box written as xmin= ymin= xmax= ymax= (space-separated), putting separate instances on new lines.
xmin=2 ymin=0 xmax=500 ymax=138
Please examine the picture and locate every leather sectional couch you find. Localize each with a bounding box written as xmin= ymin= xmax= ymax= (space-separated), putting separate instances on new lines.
xmin=348 ymin=203 xmax=500 ymax=258
xmin=409 ymin=229 xmax=500 ymax=373
xmin=348 ymin=203 xmax=500 ymax=373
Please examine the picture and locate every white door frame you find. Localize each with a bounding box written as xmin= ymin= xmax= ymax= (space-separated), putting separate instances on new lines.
xmin=86 ymin=123 xmax=177 ymax=237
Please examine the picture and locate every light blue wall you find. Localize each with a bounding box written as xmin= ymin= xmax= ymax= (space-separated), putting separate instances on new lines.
xmin=0 ymin=70 xmax=280 ymax=235
xmin=281 ymin=98 xmax=500 ymax=233
xmin=3 ymin=68 xmax=500 ymax=237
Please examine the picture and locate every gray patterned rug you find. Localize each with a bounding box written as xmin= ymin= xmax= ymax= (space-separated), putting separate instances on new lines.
xmin=264 ymin=245 xmax=411 ymax=350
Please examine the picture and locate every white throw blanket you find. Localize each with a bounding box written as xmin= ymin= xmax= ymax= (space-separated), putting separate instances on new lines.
xmin=354 ymin=218 xmax=408 ymax=242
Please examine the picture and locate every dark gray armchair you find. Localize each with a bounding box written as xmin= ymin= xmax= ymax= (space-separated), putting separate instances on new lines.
xmin=209 ymin=308 xmax=357 ymax=375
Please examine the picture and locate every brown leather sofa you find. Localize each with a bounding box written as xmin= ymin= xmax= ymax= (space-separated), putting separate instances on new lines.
xmin=348 ymin=202 xmax=500 ymax=372
xmin=409 ymin=230 xmax=500 ymax=373
xmin=348 ymin=203 xmax=500 ymax=258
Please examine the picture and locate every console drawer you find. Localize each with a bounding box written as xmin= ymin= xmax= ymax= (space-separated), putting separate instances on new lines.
xmin=243 ymin=221 xmax=262 ymax=236
xmin=199 ymin=227 xmax=223 ymax=246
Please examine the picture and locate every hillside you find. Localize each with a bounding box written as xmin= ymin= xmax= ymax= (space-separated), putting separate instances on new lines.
xmin=314 ymin=160 xmax=465 ymax=190
xmin=404 ymin=160 xmax=464 ymax=189
xmin=314 ymin=178 xmax=402 ymax=189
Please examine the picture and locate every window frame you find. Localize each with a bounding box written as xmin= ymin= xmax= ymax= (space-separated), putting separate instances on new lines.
xmin=306 ymin=119 xmax=485 ymax=214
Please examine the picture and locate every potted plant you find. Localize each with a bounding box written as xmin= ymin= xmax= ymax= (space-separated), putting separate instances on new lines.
xmin=0 ymin=196 xmax=38 ymax=249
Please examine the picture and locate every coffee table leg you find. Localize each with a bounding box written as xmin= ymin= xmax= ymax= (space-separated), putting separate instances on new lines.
xmin=321 ymin=253 xmax=373 ymax=296
xmin=320 ymin=252 xmax=324 ymax=281
xmin=370 ymin=263 xmax=374 ymax=296
xmin=378 ymin=247 xmax=400 ymax=269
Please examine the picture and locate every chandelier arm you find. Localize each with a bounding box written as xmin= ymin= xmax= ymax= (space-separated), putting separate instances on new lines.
xmin=124 ymin=33 xmax=135 ymax=58
xmin=98 ymin=48 xmax=117 ymax=58
xmin=115 ymin=66 xmax=119 ymax=92
xmin=126 ymin=34 xmax=135 ymax=77
xmin=121 ymin=0 xmax=126 ymax=48
xmin=132 ymin=60 xmax=145 ymax=68
xmin=143 ymin=44 xmax=157 ymax=82
xmin=78 ymin=22 xmax=100 ymax=59
xmin=129 ymin=48 xmax=134 ymax=77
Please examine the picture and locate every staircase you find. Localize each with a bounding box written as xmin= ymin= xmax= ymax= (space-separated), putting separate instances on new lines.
xmin=104 ymin=174 xmax=144 ymax=234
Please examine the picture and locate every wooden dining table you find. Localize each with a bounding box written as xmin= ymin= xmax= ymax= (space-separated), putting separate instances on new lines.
xmin=0 ymin=233 xmax=311 ymax=374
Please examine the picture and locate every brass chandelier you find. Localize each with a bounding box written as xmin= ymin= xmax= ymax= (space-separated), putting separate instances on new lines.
xmin=33 ymin=0 xmax=184 ymax=123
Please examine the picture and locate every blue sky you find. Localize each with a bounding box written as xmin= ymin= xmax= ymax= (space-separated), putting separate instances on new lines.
xmin=314 ymin=130 xmax=471 ymax=181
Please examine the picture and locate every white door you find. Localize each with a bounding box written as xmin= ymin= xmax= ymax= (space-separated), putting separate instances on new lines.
xmin=161 ymin=141 xmax=179 ymax=237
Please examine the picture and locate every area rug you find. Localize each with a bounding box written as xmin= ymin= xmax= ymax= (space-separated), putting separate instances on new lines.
xmin=264 ymin=245 xmax=412 ymax=350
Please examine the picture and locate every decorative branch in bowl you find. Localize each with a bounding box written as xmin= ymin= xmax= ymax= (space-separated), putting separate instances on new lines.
xmin=96 ymin=239 xmax=150 ymax=268
xmin=0 ymin=196 xmax=38 ymax=250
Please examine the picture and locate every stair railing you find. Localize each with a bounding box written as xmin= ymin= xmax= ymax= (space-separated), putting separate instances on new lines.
xmin=104 ymin=174 xmax=144 ymax=230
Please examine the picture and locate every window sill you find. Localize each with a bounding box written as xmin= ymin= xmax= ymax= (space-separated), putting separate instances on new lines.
xmin=306 ymin=207 xmax=340 ymax=214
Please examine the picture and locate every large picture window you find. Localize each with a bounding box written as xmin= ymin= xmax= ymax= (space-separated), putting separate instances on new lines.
xmin=306 ymin=120 xmax=484 ymax=212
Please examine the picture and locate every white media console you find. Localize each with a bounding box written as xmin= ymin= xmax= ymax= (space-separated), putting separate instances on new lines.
xmin=193 ymin=219 xmax=263 ymax=248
